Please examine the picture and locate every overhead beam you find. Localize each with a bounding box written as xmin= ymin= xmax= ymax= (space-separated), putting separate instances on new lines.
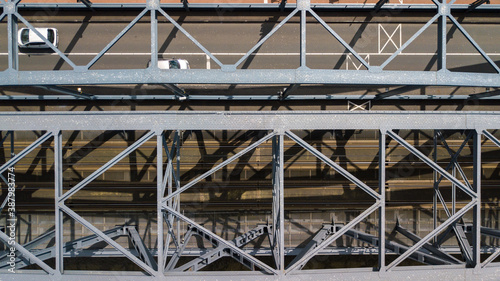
xmin=7 ymin=93 xmax=500 ymax=102
xmin=11 ymin=3 xmax=500 ymax=10
xmin=1 ymin=69 xmax=500 ymax=87
xmin=1 ymin=111 xmax=500 ymax=131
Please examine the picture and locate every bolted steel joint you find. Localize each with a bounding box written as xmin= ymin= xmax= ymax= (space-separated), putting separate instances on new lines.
xmin=439 ymin=4 xmax=450 ymax=15
xmin=4 ymin=2 xmax=16 ymax=14
xmin=146 ymin=0 xmax=160 ymax=10
xmin=297 ymin=0 xmax=310 ymax=10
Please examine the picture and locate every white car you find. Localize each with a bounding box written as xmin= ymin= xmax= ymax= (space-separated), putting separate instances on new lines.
xmin=18 ymin=27 xmax=58 ymax=48
xmin=148 ymin=59 xmax=190 ymax=69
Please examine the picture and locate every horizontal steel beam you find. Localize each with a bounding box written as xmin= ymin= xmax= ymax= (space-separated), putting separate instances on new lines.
xmin=13 ymin=3 xmax=500 ymax=10
xmin=1 ymin=111 xmax=500 ymax=131
xmin=4 ymin=266 xmax=500 ymax=281
xmin=1 ymin=69 xmax=499 ymax=87
xmin=2 ymin=94 xmax=500 ymax=101
xmin=2 ymin=246 xmax=496 ymax=258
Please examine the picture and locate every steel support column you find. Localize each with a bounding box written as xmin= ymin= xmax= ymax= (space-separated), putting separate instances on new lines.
xmin=150 ymin=6 xmax=158 ymax=70
xmin=156 ymin=131 xmax=164 ymax=274
xmin=54 ymin=130 xmax=63 ymax=274
xmin=378 ymin=130 xmax=386 ymax=272
xmin=6 ymin=12 xmax=18 ymax=71
xmin=473 ymin=129 xmax=482 ymax=268
xmin=271 ymin=133 xmax=285 ymax=272
xmin=433 ymin=130 xmax=438 ymax=244
xmin=438 ymin=1 xmax=447 ymax=71
xmin=300 ymin=9 xmax=306 ymax=68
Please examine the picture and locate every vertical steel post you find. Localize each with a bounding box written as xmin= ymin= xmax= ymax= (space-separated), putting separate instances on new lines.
xmin=150 ymin=8 xmax=158 ymax=68
xmin=162 ymin=132 xmax=173 ymax=270
xmin=176 ymin=131 xmax=181 ymax=244
xmin=473 ymin=129 xmax=481 ymax=269
xmin=7 ymin=13 xmax=18 ymax=70
xmin=378 ymin=130 xmax=386 ymax=272
xmin=156 ymin=131 xmax=164 ymax=274
xmin=433 ymin=130 xmax=438 ymax=243
xmin=271 ymin=135 xmax=278 ymax=269
xmin=278 ymin=133 xmax=285 ymax=271
xmin=437 ymin=2 xmax=447 ymax=71
xmin=54 ymin=130 xmax=63 ymax=274
xmin=168 ymin=133 xmax=173 ymax=210
xmin=9 ymin=131 xmax=14 ymax=157
xmin=272 ymin=133 xmax=285 ymax=271
xmin=452 ymin=166 xmax=456 ymax=215
xmin=300 ymin=9 xmax=306 ymax=68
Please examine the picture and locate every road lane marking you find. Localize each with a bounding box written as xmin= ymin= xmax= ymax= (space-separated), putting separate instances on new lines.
xmin=379 ymin=24 xmax=402 ymax=54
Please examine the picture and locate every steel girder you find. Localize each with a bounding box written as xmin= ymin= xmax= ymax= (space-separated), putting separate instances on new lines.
xmin=11 ymin=3 xmax=500 ymax=10
xmin=0 ymin=0 xmax=500 ymax=88
xmin=0 ymin=111 xmax=500 ymax=131
xmin=4 ymin=93 xmax=500 ymax=102
xmin=1 ymin=111 xmax=500 ymax=280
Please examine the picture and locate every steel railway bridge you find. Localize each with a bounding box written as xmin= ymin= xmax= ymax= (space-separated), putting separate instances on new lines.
xmin=1 ymin=0 xmax=500 ymax=280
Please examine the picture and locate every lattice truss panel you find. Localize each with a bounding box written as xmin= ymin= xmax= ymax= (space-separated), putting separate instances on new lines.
xmin=0 ymin=111 xmax=499 ymax=280
xmin=0 ymin=0 xmax=499 ymax=87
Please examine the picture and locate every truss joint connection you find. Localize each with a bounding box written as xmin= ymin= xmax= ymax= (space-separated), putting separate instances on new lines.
xmin=147 ymin=0 xmax=160 ymax=10
xmin=4 ymin=2 xmax=16 ymax=14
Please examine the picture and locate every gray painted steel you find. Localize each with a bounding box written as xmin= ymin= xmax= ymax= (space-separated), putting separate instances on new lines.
xmin=1 ymin=0 xmax=500 ymax=89
xmin=0 ymin=110 xmax=500 ymax=279
xmin=2 ymin=266 xmax=500 ymax=281
xmin=12 ymin=2 xmax=500 ymax=10
xmin=3 ymin=94 xmax=500 ymax=101
xmin=1 ymin=69 xmax=499 ymax=88
xmin=0 ymin=111 xmax=500 ymax=131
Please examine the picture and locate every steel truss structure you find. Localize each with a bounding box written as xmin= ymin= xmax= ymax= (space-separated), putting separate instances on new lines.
xmin=0 ymin=111 xmax=500 ymax=280
xmin=0 ymin=0 xmax=500 ymax=90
